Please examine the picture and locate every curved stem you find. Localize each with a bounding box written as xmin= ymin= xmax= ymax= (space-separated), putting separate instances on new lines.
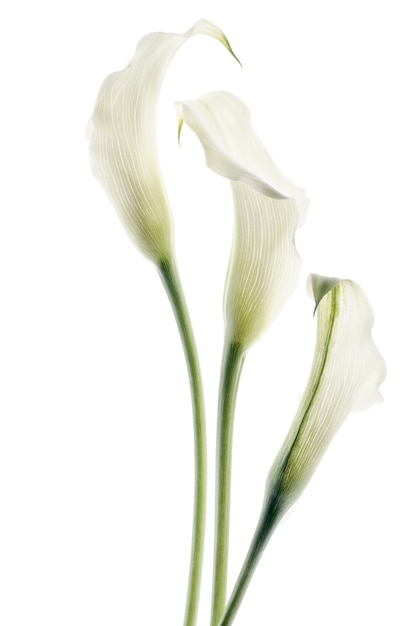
xmin=158 ymin=257 xmax=206 ymax=626
xmin=210 ymin=341 xmax=245 ymax=626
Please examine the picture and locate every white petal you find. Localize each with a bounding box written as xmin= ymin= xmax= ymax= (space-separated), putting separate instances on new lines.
xmin=266 ymin=276 xmax=386 ymax=512
xmin=177 ymin=92 xmax=309 ymax=347
xmin=177 ymin=91 xmax=309 ymax=224
xmin=224 ymin=183 xmax=301 ymax=347
xmin=88 ymin=22 xmax=239 ymax=262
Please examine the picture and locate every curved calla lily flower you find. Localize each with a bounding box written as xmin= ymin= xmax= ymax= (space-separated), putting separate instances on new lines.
xmin=87 ymin=23 xmax=240 ymax=626
xmin=88 ymin=22 xmax=239 ymax=263
xmin=265 ymin=274 xmax=386 ymax=516
xmin=178 ymin=91 xmax=309 ymax=625
xmin=177 ymin=91 xmax=309 ymax=349
xmin=218 ymin=275 xmax=386 ymax=626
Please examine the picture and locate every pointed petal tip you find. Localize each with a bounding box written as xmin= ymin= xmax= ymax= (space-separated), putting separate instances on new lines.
xmin=307 ymin=273 xmax=342 ymax=314
xmin=188 ymin=19 xmax=241 ymax=67
xmin=222 ymin=35 xmax=242 ymax=68
xmin=175 ymin=105 xmax=184 ymax=145
xmin=178 ymin=90 xmax=309 ymax=218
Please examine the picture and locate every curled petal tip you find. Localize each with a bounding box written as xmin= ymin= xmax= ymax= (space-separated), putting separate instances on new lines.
xmin=176 ymin=106 xmax=184 ymax=145
xmin=189 ymin=19 xmax=242 ymax=67
xmin=88 ymin=22 xmax=238 ymax=263
xmin=178 ymin=91 xmax=307 ymax=219
xmin=178 ymin=91 xmax=307 ymax=347
xmin=222 ymin=36 xmax=242 ymax=67
xmin=307 ymin=273 xmax=342 ymax=314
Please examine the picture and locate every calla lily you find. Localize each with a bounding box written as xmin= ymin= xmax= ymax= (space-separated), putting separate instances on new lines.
xmin=265 ymin=274 xmax=386 ymax=516
xmin=88 ymin=22 xmax=239 ymax=263
xmin=87 ymin=23 xmax=240 ymax=626
xmin=177 ymin=91 xmax=309 ymax=348
xmin=218 ymin=275 xmax=386 ymax=626
xmin=177 ymin=91 xmax=309 ymax=625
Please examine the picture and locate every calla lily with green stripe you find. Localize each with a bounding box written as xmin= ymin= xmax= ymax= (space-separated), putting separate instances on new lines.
xmin=267 ymin=274 xmax=386 ymax=518
xmin=219 ymin=275 xmax=386 ymax=626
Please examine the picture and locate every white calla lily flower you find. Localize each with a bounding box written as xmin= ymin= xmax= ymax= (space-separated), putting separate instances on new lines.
xmin=178 ymin=91 xmax=309 ymax=624
xmin=219 ymin=275 xmax=386 ymax=626
xmin=266 ymin=274 xmax=386 ymax=515
xmin=88 ymin=24 xmax=240 ymax=626
xmin=177 ymin=91 xmax=309 ymax=348
xmin=88 ymin=22 xmax=239 ymax=263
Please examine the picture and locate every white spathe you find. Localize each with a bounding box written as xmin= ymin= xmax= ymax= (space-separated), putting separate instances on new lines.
xmin=266 ymin=275 xmax=387 ymax=515
xmin=88 ymin=22 xmax=238 ymax=263
xmin=177 ymin=92 xmax=309 ymax=347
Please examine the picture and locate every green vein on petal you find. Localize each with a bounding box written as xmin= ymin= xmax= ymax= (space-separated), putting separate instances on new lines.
xmin=266 ymin=275 xmax=386 ymax=516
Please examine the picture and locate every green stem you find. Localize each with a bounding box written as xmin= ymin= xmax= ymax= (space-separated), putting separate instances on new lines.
xmin=211 ymin=341 xmax=245 ymax=626
xmin=158 ymin=257 xmax=206 ymax=626
xmin=218 ymin=498 xmax=278 ymax=626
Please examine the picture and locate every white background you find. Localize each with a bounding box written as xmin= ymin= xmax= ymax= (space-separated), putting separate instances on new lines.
xmin=1 ymin=1 xmax=416 ymax=624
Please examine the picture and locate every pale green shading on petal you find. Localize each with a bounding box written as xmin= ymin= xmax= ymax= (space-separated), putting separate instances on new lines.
xmin=88 ymin=22 xmax=239 ymax=263
xmin=177 ymin=91 xmax=309 ymax=348
xmin=218 ymin=276 xmax=386 ymax=626
xmin=225 ymin=183 xmax=301 ymax=347
xmin=266 ymin=276 xmax=386 ymax=512
xmin=190 ymin=19 xmax=241 ymax=66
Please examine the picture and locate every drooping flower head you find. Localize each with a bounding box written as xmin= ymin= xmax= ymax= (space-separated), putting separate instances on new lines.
xmin=88 ymin=22 xmax=239 ymax=263
xmin=177 ymin=91 xmax=309 ymax=348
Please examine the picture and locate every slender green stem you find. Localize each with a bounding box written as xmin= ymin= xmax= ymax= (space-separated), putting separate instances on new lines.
xmin=158 ymin=257 xmax=206 ymax=626
xmin=211 ymin=341 xmax=245 ymax=626
xmin=218 ymin=499 xmax=278 ymax=626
